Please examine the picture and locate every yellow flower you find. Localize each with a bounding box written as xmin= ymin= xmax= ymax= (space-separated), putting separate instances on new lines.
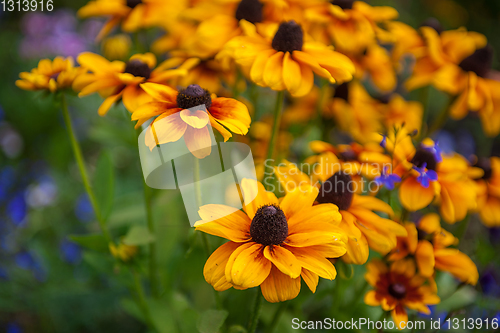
xmin=16 ymin=57 xmax=85 ymax=93
xmin=73 ymin=52 xmax=186 ymax=115
xmin=394 ymin=138 xmax=478 ymax=224
xmin=102 ymin=34 xmax=131 ymax=60
xmin=274 ymin=155 xmax=406 ymax=265
xmin=389 ymin=213 xmax=479 ymax=285
xmin=364 ymin=259 xmax=440 ymax=329
xmin=221 ymin=20 xmax=355 ymax=97
xmin=305 ymin=0 xmax=398 ymax=53
xmin=131 ymin=83 xmax=251 ymax=155
xmin=109 ymin=241 xmax=138 ymax=262
xmin=77 ymin=0 xmax=171 ymax=40
xmin=472 ymin=157 xmax=500 ymax=227
xmin=195 ymin=179 xmax=347 ymax=302
xmin=378 ymin=94 xmax=423 ymax=134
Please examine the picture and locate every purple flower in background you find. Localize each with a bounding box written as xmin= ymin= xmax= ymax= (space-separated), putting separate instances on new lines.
xmin=422 ymin=141 xmax=442 ymax=163
xmin=0 ymin=166 xmax=15 ymax=202
xmin=7 ymin=191 xmax=27 ymax=226
xmin=380 ymin=135 xmax=387 ymax=148
xmin=433 ymin=131 xmax=454 ymax=155
xmin=75 ymin=194 xmax=94 ymax=222
xmin=480 ymin=269 xmax=500 ymax=297
xmin=375 ymin=167 xmax=401 ymax=190
xmin=19 ymin=10 xmax=101 ymax=59
xmin=6 ymin=323 xmax=22 ymax=333
xmin=413 ymin=163 xmax=438 ymax=188
xmin=60 ymin=239 xmax=82 ymax=264
xmin=15 ymin=251 xmax=46 ymax=282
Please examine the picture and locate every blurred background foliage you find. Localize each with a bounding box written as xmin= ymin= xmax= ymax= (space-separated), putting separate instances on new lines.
xmin=1 ymin=0 xmax=500 ymax=332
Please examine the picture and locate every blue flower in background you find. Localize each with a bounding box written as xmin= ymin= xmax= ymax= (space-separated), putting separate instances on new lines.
xmin=433 ymin=131 xmax=455 ymax=155
xmin=0 ymin=266 xmax=8 ymax=280
xmin=380 ymin=135 xmax=387 ymax=148
xmin=75 ymin=194 xmax=94 ymax=222
xmin=413 ymin=163 xmax=438 ymax=188
xmin=6 ymin=323 xmax=22 ymax=333
xmin=15 ymin=251 xmax=47 ymax=282
xmin=479 ymin=269 xmax=500 ymax=297
xmin=60 ymin=239 xmax=82 ymax=264
xmin=375 ymin=167 xmax=401 ymax=190
xmin=0 ymin=166 xmax=16 ymax=202
xmin=422 ymin=141 xmax=443 ymax=163
xmin=7 ymin=191 xmax=27 ymax=226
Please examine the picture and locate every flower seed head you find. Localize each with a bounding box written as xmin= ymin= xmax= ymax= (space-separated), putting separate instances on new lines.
xmin=176 ymin=84 xmax=212 ymax=110
xmin=235 ymin=0 xmax=263 ymax=24
xmin=316 ymin=171 xmax=354 ymax=211
xmin=419 ymin=17 xmax=443 ymax=34
xmin=126 ymin=0 xmax=142 ymax=9
xmin=458 ymin=45 xmax=493 ymax=78
xmin=388 ymin=283 xmax=407 ymax=299
xmin=334 ymin=83 xmax=349 ymax=101
xmin=272 ymin=21 xmax=303 ymax=53
xmin=250 ymin=204 xmax=288 ymax=246
xmin=124 ymin=60 xmax=151 ymax=79
xmin=475 ymin=157 xmax=493 ymax=180
xmin=411 ymin=147 xmax=437 ymax=171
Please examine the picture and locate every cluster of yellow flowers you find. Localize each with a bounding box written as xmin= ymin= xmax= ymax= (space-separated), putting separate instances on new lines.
xmin=16 ymin=0 xmax=498 ymax=329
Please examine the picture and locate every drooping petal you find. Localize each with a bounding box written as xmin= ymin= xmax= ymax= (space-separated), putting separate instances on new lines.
xmin=301 ymin=269 xmax=319 ymax=293
xmin=263 ymin=246 xmax=302 ymax=279
xmin=184 ymin=126 xmax=212 ymax=159
xmin=204 ymin=241 xmax=241 ymax=291
xmin=98 ymin=92 xmax=122 ymax=116
xmin=209 ymin=97 xmax=251 ymax=135
xmin=260 ymin=265 xmax=301 ymax=303
xmin=415 ymin=240 xmax=435 ymax=277
xmin=225 ymin=242 xmax=272 ymax=288
xmin=145 ymin=112 xmax=187 ymax=150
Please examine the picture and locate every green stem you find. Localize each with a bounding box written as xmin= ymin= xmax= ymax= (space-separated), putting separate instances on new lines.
xmin=248 ymin=290 xmax=263 ymax=333
xmin=417 ymin=86 xmax=430 ymax=141
xmin=131 ymin=268 xmax=154 ymax=329
xmin=348 ymin=280 xmax=369 ymax=308
xmin=60 ymin=94 xmax=112 ymax=243
xmin=267 ymin=302 xmax=288 ymax=333
xmin=265 ymin=91 xmax=285 ymax=167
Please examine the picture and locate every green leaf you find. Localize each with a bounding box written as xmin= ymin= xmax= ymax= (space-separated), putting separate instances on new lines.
xmin=197 ymin=309 xmax=228 ymax=333
xmin=123 ymin=225 xmax=155 ymax=245
xmin=227 ymin=325 xmax=247 ymax=333
xmin=69 ymin=234 xmax=109 ymax=252
xmin=93 ymin=152 xmax=115 ymax=222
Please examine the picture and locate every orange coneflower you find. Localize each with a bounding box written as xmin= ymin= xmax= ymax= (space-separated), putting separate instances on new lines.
xmin=195 ymin=179 xmax=347 ymax=302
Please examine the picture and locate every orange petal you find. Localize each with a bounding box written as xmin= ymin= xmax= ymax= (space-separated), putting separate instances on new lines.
xmin=263 ymin=245 xmax=302 ymax=279
xmin=146 ymin=113 xmax=186 ymax=150
xmin=286 ymin=246 xmax=338 ymax=280
xmin=260 ymin=265 xmax=301 ymax=303
xmin=301 ymin=269 xmax=319 ymax=293
xmin=204 ymin=242 xmax=240 ymax=291
xmin=180 ymin=109 xmax=210 ymax=129
xmin=184 ymin=126 xmax=212 ymax=159
xmin=240 ymin=179 xmax=279 ymax=219
xmin=399 ymin=176 xmax=435 ymax=211
xmin=98 ymin=92 xmax=122 ymax=116
xmin=225 ymin=242 xmax=271 ymax=288
xmin=194 ymin=204 xmax=252 ymax=242
xmin=140 ymin=82 xmax=178 ymax=102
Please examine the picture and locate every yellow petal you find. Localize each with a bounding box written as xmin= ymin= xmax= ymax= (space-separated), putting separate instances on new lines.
xmin=195 ymin=204 xmax=251 ymax=242
xmin=415 ymin=240 xmax=435 ymax=277
xmin=263 ymin=246 xmax=302 ymax=279
xmin=240 ymin=179 xmax=279 ymax=219
xmin=279 ymin=186 xmax=319 ymax=220
xmin=260 ymin=265 xmax=301 ymax=303
xmin=399 ymin=177 xmax=435 ymax=211
xmin=180 ymin=109 xmax=209 ymax=129
xmin=184 ymin=126 xmax=212 ymax=159
xmin=98 ymin=93 xmax=122 ymax=116
xmin=287 ymin=246 xmax=338 ymax=280
xmin=204 ymin=242 xmax=240 ymax=291
xmin=301 ymin=269 xmax=319 ymax=293
xmin=225 ymin=242 xmax=271 ymax=288
xmin=140 ymin=82 xmax=178 ymax=102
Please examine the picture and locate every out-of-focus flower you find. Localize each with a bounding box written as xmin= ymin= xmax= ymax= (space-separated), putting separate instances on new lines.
xmin=472 ymin=157 xmax=500 ymax=227
xmin=389 ymin=213 xmax=479 ymax=285
xmin=305 ymin=0 xmax=398 ymax=54
xmin=16 ymin=57 xmax=85 ymax=93
xmin=195 ymin=179 xmax=347 ymax=302
xmin=7 ymin=191 xmax=27 ymax=227
xmin=375 ymin=166 xmax=401 ymax=190
xmin=109 ymin=241 xmax=138 ymax=262
xmin=26 ymin=176 xmax=58 ymax=208
xmin=275 ymin=159 xmax=406 ymax=265
xmin=102 ymin=34 xmax=131 ymax=60
xmin=220 ymin=20 xmax=355 ymax=97
xmin=77 ymin=0 xmax=171 ymax=40
xmin=75 ymin=194 xmax=95 ymax=223
xmin=15 ymin=251 xmax=46 ymax=281
xmin=364 ymin=259 xmax=440 ymax=329
xmin=73 ymin=52 xmax=186 ymax=114
xmin=132 ymin=83 xmax=251 ymax=151
xmin=6 ymin=323 xmax=22 ymax=333
xmin=378 ymin=95 xmax=423 ymax=135
xmin=60 ymin=239 xmax=83 ymax=264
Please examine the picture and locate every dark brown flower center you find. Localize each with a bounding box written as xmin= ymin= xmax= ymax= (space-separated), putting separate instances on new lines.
xmin=331 ymin=0 xmax=354 ymax=10
xmin=339 ymin=149 xmax=357 ymax=161
xmin=250 ymin=204 xmax=288 ymax=246
xmin=419 ymin=17 xmax=443 ymax=34
xmin=126 ymin=0 xmax=142 ymax=9
xmin=124 ymin=60 xmax=151 ymax=79
xmin=458 ymin=45 xmax=493 ymax=78
xmin=388 ymin=283 xmax=407 ymax=299
xmin=316 ymin=171 xmax=354 ymax=211
xmin=334 ymin=83 xmax=349 ymax=101
xmin=411 ymin=147 xmax=437 ymax=171
xmin=272 ymin=21 xmax=303 ymax=53
xmin=176 ymin=84 xmax=212 ymax=110
xmin=235 ymin=0 xmax=263 ymax=23
xmin=475 ymin=157 xmax=493 ymax=180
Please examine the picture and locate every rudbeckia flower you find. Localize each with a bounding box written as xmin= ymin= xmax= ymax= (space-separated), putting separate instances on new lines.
xmin=16 ymin=57 xmax=85 ymax=93
xmin=274 ymin=155 xmax=407 ymax=265
xmin=395 ymin=139 xmax=477 ymax=224
xmin=472 ymin=157 xmax=500 ymax=227
xmin=77 ymin=0 xmax=171 ymax=40
xmin=73 ymin=52 xmax=186 ymax=115
xmin=195 ymin=179 xmax=347 ymax=302
xmin=389 ymin=213 xmax=479 ymax=285
xmin=305 ymin=0 xmax=398 ymax=53
xmin=364 ymin=259 xmax=440 ymax=329
xmin=132 ymin=83 xmax=251 ymax=154
xmin=220 ymin=20 xmax=355 ymax=97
